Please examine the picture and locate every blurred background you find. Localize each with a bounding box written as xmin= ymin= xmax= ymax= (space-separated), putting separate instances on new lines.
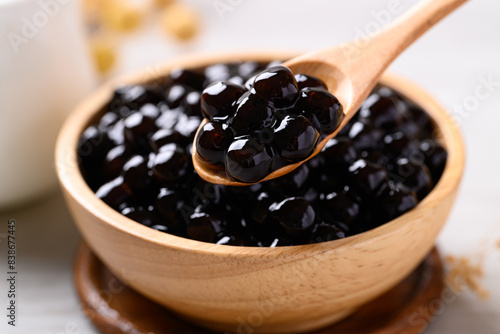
xmin=0 ymin=0 xmax=499 ymax=333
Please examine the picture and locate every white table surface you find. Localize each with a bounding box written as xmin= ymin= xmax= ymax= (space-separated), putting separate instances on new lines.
xmin=1 ymin=0 xmax=500 ymax=333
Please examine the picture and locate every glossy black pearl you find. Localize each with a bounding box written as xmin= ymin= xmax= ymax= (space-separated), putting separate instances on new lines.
xmin=393 ymin=158 xmax=433 ymax=200
xmin=269 ymin=197 xmax=316 ymax=236
xmin=294 ymin=73 xmax=327 ymax=90
xmin=229 ymin=92 xmax=275 ymax=135
xmin=303 ymin=186 xmax=321 ymax=203
xmin=228 ymin=76 xmax=245 ymax=86
xmin=408 ymin=103 xmax=434 ymax=138
xmin=165 ymin=84 xmax=192 ymax=108
xmin=320 ymin=191 xmax=360 ymax=224
xmin=183 ymin=91 xmax=202 ymax=116
xmin=151 ymin=144 xmax=189 ymax=182
xmin=348 ymin=121 xmax=383 ymax=151
xmin=348 ymin=159 xmax=388 ymax=194
xmin=107 ymin=119 xmax=125 ymax=146
xmin=322 ymin=137 xmax=358 ymax=168
xmin=204 ymin=63 xmax=232 ymax=84
xmin=273 ymin=115 xmax=319 ymax=161
xmin=383 ymin=132 xmax=419 ymax=158
xmin=225 ymin=136 xmax=273 ymax=183
xmin=377 ymin=183 xmax=417 ymax=221
xmin=95 ymin=176 xmax=131 ymax=209
xmin=252 ymin=66 xmax=299 ymax=108
xmin=397 ymin=114 xmax=421 ymax=139
xmin=237 ymin=61 xmax=260 ymax=78
xmin=201 ymin=81 xmax=245 ymax=120
xmin=170 ymin=68 xmax=206 ymax=90
xmin=310 ymin=223 xmax=346 ymax=243
xmin=196 ymin=122 xmax=234 ymax=164
xmin=149 ymin=129 xmax=182 ymax=152
xmin=98 ymin=112 xmax=119 ymax=131
xmin=121 ymin=205 xmax=155 ymax=227
xmin=139 ymin=103 xmax=161 ymax=119
xmin=124 ymin=112 xmax=157 ymax=151
xmin=269 ymin=165 xmax=310 ymax=194
xmin=298 ymin=88 xmax=344 ymax=134
xmin=174 ymin=115 xmax=202 ymax=142
xmin=251 ymin=192 xmax=273 ymax=224
xmin=103 ymin=145 xmax=130 ymax=180
xmin=362 ymin=150 xmax=389 ymax=167
xmin=420 ymin=140 xmax=447 ymax=182
xmin=359 ymin=94 xmax=404 ymax=129
xmin=155 ymin=106 xmax=182 ymax=129
xmin=155 ymin=187 xmax=180 ymax=221
xmin=78 ymin=125 xmax=112 ymax=161
xmin=111 ymin=85 xmax=162 ymax=111
xmin=186 ymin=212 xmax=224 ymax=243
xmin=121 ymin=155 xmax=151 ymax=192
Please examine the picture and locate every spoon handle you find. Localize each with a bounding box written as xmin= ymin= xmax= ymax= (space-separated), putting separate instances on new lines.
xmin=332 ymin=0 xmax=469 ymax=117
xmin=367 ymin=0 xmax=468 ymax=64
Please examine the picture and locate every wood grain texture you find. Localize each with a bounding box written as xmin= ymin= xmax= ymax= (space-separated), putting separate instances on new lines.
xmin=75 ymin=243 xmax=445 ymax=334
xmin=193 ymin=0 xmax=468 ymax=185
xmin=56 ymin=51 xmax=465 ymax=333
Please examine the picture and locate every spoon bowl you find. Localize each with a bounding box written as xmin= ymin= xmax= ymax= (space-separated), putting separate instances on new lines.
xmin=193 ymin=0 xmax=468 ymax=186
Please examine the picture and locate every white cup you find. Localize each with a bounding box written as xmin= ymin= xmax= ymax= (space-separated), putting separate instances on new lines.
xmin=0 ymin=0 xmax=96 ymax=209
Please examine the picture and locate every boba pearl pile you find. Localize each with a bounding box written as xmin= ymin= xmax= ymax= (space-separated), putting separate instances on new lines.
xmin=78 ymin=60 xmax=447 ymax=247
xmin=196 ymin=65 xmax=344 ymax=182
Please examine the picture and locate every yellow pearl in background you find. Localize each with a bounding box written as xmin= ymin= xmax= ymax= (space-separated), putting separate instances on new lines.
xmin=154 ymin=0 xmax=176 ymax=8
xmin=101 ymin=0 xmax=143 ymax=33
xmin=82 ymin=0 xmax=200 ymax=76
xmin=160 ymin=3 xmax=199 ymax=41
xmin=90 ymin=37 xmax=117 ymax=74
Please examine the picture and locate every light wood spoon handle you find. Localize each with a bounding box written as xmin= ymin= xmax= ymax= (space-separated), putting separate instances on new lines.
xmin=193 ymin=0 xmax=468 ymax=186
xmin=286 ymin=0 xmax=468 ymax=119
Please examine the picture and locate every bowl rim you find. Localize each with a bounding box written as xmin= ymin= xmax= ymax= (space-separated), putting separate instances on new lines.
xmin=55 ymin=50 xmax=465 ymax=258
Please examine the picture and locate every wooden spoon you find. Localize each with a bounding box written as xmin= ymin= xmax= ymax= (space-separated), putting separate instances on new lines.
xmin=193 ymin=0 xmax=467 ymax=186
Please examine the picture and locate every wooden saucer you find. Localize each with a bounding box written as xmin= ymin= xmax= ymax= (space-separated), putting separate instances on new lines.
xmin=74 ymin=243 xmax=444 ymax=334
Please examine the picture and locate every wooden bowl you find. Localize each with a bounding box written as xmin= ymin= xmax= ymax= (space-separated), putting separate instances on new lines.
xmin=55 ymin=51 xmax=465 ymax=334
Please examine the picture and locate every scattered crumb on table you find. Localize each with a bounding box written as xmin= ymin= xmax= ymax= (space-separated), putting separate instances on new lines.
xmin=445 ymin=255 xmax=490 ymax=300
